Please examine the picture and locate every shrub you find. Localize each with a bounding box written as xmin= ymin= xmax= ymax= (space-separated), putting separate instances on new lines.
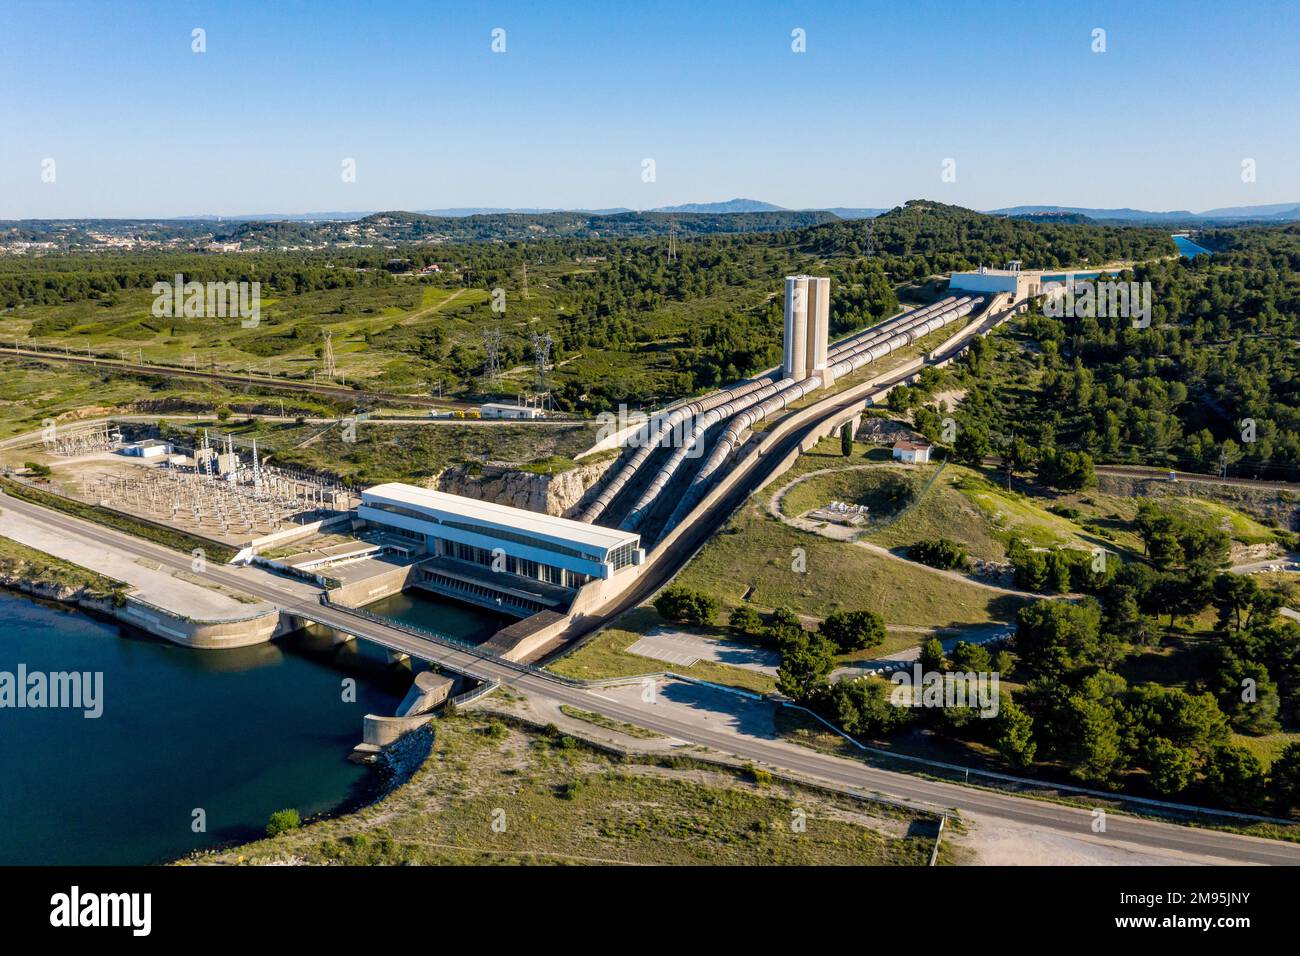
xmin=908 ymin=538 xmax=968 ymax=570
xmin=266 ymin=808 xmax=302 ymax=837
xmin=819 ymin=609 xmax=886 ymax=653
xmin=728 ymin=604 xmax=765 ymax=636
xmin=654 ymin=586 xmax=719 ymax=626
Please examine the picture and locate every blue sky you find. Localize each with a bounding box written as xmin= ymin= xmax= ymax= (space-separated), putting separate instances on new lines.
xmin=2 ymin=0 xmax=1297 ymax=218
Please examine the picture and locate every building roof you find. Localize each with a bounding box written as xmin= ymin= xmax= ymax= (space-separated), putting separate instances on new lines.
xmin=892 ymin=439 xmax=932 ymax=451
xmin=362 ymin=483 xmax=639 ymax=554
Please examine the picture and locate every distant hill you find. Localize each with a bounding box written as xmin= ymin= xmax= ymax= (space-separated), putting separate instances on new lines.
xmin=1196 ymin=201 xmax=1300 ymax=219
xmin=650 ymin=198 xmax=786 ymax=214
xmin=992 ymin=205 xmax=1198 ymax=222
xmin=993 ymin=203 xmax=1300 ymax=224
xmin=818 ymin=207 xmax=887 ymax=219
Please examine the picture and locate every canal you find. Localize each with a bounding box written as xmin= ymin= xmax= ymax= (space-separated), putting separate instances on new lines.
xmin=0 ymin=586 xmax=505 ymax=865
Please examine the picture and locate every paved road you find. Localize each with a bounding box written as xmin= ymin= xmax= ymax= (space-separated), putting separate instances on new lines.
xmin=4 ymin=488 xmax=1299 ymax=865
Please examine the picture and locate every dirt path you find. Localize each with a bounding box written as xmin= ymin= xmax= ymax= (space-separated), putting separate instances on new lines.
xmin=398 ymin=287 xmax=466 ymax=325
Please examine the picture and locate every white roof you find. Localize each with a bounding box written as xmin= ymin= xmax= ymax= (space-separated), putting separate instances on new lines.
xmin=362 ymin=483 xmax=639 ymax=554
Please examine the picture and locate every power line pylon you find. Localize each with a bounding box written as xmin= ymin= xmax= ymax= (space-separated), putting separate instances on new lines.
xmin=521 ymin=260 xmax=529 ymax=300
xmin=667 ymin=219 xmax=678 ymax=263
xmin=481 ymin=327 xmax=503 ymax=388
xmin=530 ymin=331 xmax=552 ymax=408
xmin=321 ymin=329 xmax=336 ymax=380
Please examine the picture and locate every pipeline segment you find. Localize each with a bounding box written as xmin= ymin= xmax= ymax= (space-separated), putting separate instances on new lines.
xmin=663 ymin=296 xmax=984 ymax=531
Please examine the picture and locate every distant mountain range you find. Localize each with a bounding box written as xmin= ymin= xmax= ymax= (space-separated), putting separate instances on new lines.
xmin=991 ymin=203 xmax=1300 ymax=223
xmin=174 ymin=199 xmax=889 ymax=222
xmin=173 ymin=198 xmax=1298 ymax=226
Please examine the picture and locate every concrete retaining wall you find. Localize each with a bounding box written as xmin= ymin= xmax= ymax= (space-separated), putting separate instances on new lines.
xmin=362 ymin=713 xmax=431 ymax=747
xmin=327 ymin=562 xmax=418 ymax=608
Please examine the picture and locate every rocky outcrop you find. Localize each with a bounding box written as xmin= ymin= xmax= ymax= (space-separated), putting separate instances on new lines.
xmin=436 ymin=459 xmax=614 ymax=518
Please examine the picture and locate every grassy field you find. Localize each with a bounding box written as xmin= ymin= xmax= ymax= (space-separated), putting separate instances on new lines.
xmin=196 ymin=714 xmax=941 ymax=866
xmin=674 ymin=489 xmax=1025 ymax=627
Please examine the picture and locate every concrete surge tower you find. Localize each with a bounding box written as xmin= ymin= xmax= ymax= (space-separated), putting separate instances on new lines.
xmin=782 ymin=276 xmax=831 ymax=384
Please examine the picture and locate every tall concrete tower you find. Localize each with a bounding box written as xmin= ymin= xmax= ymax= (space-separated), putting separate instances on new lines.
xmin=783 ymin=275 xmax=831 ymax=383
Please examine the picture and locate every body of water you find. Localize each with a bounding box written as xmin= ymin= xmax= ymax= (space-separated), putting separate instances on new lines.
xmin=1173 ymin=234 xmax=1212 ymax=257
xmin=0 ymin=591 xmax=412 ymax=865
xmin=365 ymin=588 xmax=514 ymax=644
xmin=0 ymin=582 xmax=515 ymax=864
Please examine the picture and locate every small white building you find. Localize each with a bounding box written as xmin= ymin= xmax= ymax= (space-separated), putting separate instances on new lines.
xmin=121 ymin=439 xmax=174 ymax=459
xmin=892 ymin=439 xmax=932 ymax=464
xmin=480 ymin=402 xmax=544 ymax=420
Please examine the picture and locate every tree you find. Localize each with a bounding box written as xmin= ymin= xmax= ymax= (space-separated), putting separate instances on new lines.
xmin=909 ymin=538 xmax=968 ymax=570
xmin=1208 ymin=653 xmax=1281 ymax=735
xmin=1144 ymin=736 xmax=1195 ymax=794
xmin=1203 ymin=745 xmax=1265 ymax=808
xmin=819 ymin=609 xmax=886 ymax=653
xmin=775 ymin=631 xmax=836 ymax=703
xmin=828 ymin=677 xmax=911 ymax=737
xmin=953 ymin=425 xmax=990 ymax=466
xmin=1013 ymin=598 xmax=1111 ymax=677
xmin=994 ymin=697 xmax=1037 ymax=768
xmin=1060 ymin=694 xmax=1124 ymax=784
xmin=919 ymin=637 xmax=946 ymax=674
xmin=728 ymin=604 xmax=764 ymax=637
xmin=950 ymin=641 xmax=992 ymax=673
xmin=654 ymin=586 xmax=718 ymax=626
xmin=1037 ymin=448 xmax=1095 ymax=490
xmin=1001 ymin=435 xmax=1037 ymax=478
xmin=765 ymin=606 xmax=805 ymax=644
xmin=840 ymin=420 xmax=854 ymax=457
xmin=1269 ymin=742 xmax=1300 ymax=812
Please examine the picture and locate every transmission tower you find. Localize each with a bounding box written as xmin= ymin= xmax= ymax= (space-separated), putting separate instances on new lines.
xmin=521 ymin=260 xmax=529 ymax=299
xmin=864 ymin=219 xmax=875 ymax=258
xmin=667 ymin=219 xmax=678 ymax=263
xmin=481 ymin=327 xmax=503 ymax=388
xmin=321 ymin=329 xmax=336 ymax=380
xmin=530 ymin=331 xmax=552 ymax=407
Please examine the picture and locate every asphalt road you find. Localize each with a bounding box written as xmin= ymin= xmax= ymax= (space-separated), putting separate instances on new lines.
xmin=5 ymin=488 xmax=1299 ymax=865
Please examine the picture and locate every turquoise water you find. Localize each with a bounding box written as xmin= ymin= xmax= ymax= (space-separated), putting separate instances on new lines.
xmin=1173 ymin=234 xmax=1212 ymax=257
xmin=0 ymin=591 xmax=411 ymax=865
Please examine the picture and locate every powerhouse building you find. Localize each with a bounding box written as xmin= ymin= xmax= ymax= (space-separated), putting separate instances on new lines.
xmin=359 ymin=483 xmax=643 ymax=591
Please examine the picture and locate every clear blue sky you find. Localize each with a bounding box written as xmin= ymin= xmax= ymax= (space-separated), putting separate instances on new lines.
xmin=2 ymin=0 xmax=1297 ymax=218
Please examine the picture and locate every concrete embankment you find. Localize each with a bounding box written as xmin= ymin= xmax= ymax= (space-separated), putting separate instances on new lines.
xmin=0 ymin=499 xmax=283 ymax=648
